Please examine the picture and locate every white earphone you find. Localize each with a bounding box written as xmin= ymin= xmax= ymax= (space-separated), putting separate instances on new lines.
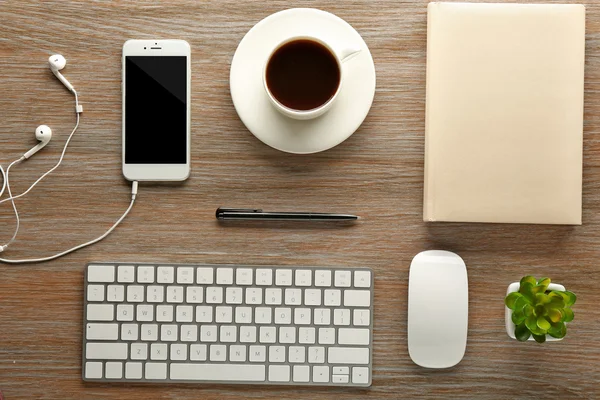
xmin=0 ymin=54 xmax=139 ymax=263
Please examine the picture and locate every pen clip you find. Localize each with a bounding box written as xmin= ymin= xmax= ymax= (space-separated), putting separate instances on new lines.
xmin=217 ymin=208 xmax=263 ymax=213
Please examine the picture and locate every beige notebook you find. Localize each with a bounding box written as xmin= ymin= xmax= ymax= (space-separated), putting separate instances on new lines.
xmin=424 ymin=2 xmax=585 ymax=224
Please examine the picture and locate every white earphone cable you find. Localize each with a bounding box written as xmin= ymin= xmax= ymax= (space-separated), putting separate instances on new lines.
xmin=0 ymin=181 xmax=138 ymax=264
xmin=0 ymin=164 xmax=5 ymax=198
xmin=0 ymin=158 xmax=25 ymax=252
xmin=0 ymin=92 xmax=80 ymax=206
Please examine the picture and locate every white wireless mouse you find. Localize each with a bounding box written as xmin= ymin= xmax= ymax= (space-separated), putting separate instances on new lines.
xmin=408 ymin=250 xmax=468 ymax=368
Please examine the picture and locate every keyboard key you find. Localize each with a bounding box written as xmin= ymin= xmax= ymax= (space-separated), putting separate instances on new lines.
xmin=131 ymin=343 xmax=147 ymax=360
xmin=87 ymin=285 xmax=104 ymax=301
xmin=352 ymin=367 xmax=369 ymax=384
xmin=157 ymin=266 xmax=174 ymax=283
xmin=236 ymin=268 xmax=253 ymax=285
xmin=289 ymin=346 xmax=306 ymax=363
xmin=279 ymin=327 xmax=296 ymax=343
xmin=127 ymin=286 xmax=144 ymax=303
xmin=216 ymin=268 xmax=234 ymax=284
xmin=269 ymin=365 xmax=290 ymax=382
xmin=328 ymin=347 xmax=369 ymax=364
xmin=200 ymin=325 xmax=217 ymax=342
xmin=117 ymin=265 xmax=134 ymax=283
xmin=249 ymin=345 xmax=266 ymax=362
xmin=166 ymin=286 xmax=184 ymax=303
xmin=116 ymin=304 xmax=134 ymax=321
xmin=171 ymin=344 xmax=187 ymax=361
xmin=86 ymin=343 xmax=128 ymax=360
xmin=255 ymin=307 xmax=272 ymax=324
xmin=265 ymin=288 xmax=282 ymax=305
xmin=315 ymin=270 xmax=332 ymax=287
xmin=354 ymin=271 xmax=371 ymax=288
xmin=196 ymin=306 xmax=213 ymax=323
xmin=145 ymin=362 xmax=167 ymax=379
xmin=333 ymin=367 xmax=349 ymax=375
xmin=245 ymin=288 xmax=263 ymax=305
xmin=156 ymin=305 xmax=174 ymax=322
xmin=105 ymin=362 xmax=123 ymax=379
xmin=274 ymin=308 xmax=291 ymax=324
xmin=334 ymin=309 xmax=351 ymax=326
xmin=215 ymin=306 xmax=233 ymax=323
xmin=334 ymin=271 xmax=351 ymax=287
xmin=275 ymin=269 xmax=292 ymax=286
xmin=333 ymin=375 xmax=349 ymax=383
xmin=318 ymin=328 xmax=335 ymax=345
xmin=86 ymin=323 xmax=118 ymax=340
xmin=88 ymin=265 xmax=115 ymax=283
xmin=170 ymin=364 xmax=266 ymax=381
xmin=299 ymin=327 xmax=316 ymax=344
xmin=293 ymin=365 xmax=310 ymax=382
xmin=161 ymin=325 xmax=178 ymax=341
xmin=304 ymin=289 xmax=321 ymax=306
xmin=141 ymin=324 xmax=158 ymax=341
xmin=136 ymin=305 xmax=153 ymax=321
xmin=230 ymin=345 xmax=247 ymax=362
xmin=260 ymin=326 xmax=276 ymax=343
xmin=176 ymin=306 xmax=193 ymax=322
xmin=87 ymin=304 xmax=113 ymax=321
xmin=269 ymin=346 xmax=286 ymax=363
xmin=85 ymin=362 xmax=102 ymax=379
xmin=137 ymin=266 xmax=154 ymax=283
xmin=210 ymin=344 xmax=227 ymax=361
xmin=125 ymin=362 xmax=142 ymax=379
xmin=256 ymin=269 xmax=273 ymax=285
xmin=181 ymin=325 xmax=198 ymax=342
xmin=220 ymin=325 xmax=237 ymax=342
xmin=196 ymin=267 xmax=214 ymax=284
xmin=308 ymin=347 xmax=325 ymax=363
xmin=235 ymin=307 xmax=252 ymax=324
xmin=206 ymin=287 xmax=223 ymax=303
xmin=177 ymin=267 xmax=194 ymax=284
xmin=240 ymin=326 xmax=257 ymax=343
xmin=190 ymin=344 xmax=207 ymax=361
xmin=285 ymin=289 xmax=301 ymax=305
xmin=294 ymin=308 xmax=311 ymax=325
xmin=151 ymin=344 xmax=167 ymax=360
xmin=324 ymin=290 xmax=341 ymax=306
xmin=107 ymin=285 xmax=125 ymax=302
xmin=121 ymin=323 xmax=139 ymax=340
xmin=147 ymin=286 xmax=164 ymax=303
xmin=353 ymin=309 xmax=370 ymax=326
xmin=186 ymin=286 xmax=203 ymax=303
xmin=295 ymin=270 xmax=312 ymax=286
xmin=338 ymin=328 xmax=370 ymax=345
xmin=314 ymin=308 xmax=331 ymax=325
xmin=313 ymin=366 xmax=329 ymax=383
xmin=226 ymin=287 xmax=242 ymax=304
xmin=343 ymin=290 xmax=371 ymax=307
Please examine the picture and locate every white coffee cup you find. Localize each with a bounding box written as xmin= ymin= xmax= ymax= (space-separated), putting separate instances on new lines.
xmin=263 ymin=36 xmax=361 ymax=120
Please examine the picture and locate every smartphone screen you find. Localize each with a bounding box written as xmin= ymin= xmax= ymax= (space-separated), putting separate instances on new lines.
xmin=124 ymin=56 xmax=187 ymax=164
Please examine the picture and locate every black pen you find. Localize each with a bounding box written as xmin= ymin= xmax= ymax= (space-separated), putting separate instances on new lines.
xmin=216 ymin=208 xmax=359 ymax=221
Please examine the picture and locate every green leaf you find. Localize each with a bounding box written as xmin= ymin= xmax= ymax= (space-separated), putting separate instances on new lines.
xmin=520 ymin=276 xmax=537 ymax=286
xmin=535 ymin=293 xmax=551 ymax=305
xmin=520 ymin=282 xmax=536 ymax=303
xmin=548 ymin=295 xmax=565 ymax=309
xmin=532 ymin=334 xmax=547 ymax=343
xmin=562 ymin=291 xmax=577 ymax=306
xmin=515 ymin=323 xmax=531 ymax=341
xmin=532 ymin=284 xmax=547 ymax=295
xmin=548 ymin=322 xmax=567 ymax=339
xmin=505 ymin=292 xmax=523 ymax=309
xmin=537 ymin=277 xmax=551 ymax=290
xmin=563 ymin=307 xmax=574 ymax=323
xmin=525 ymin=315 xmax=541 ymax=334
xmin=523 ymin=304 xmax=534 ymax=317
xmin=537 ymin=316 xmax=551 ymax=331
xmin=512 ymin=309 xmax=526 ymax=325
xmin=547 ymin=308 xmax=562 ymax=323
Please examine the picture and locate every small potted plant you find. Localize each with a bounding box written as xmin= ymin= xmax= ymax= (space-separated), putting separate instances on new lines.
xmin=504 ymin=276 xmax=576 ymax=343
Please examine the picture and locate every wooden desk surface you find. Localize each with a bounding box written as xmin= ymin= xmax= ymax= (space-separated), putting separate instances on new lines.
xmin=1 ymin=1 xmax=599 ymax=398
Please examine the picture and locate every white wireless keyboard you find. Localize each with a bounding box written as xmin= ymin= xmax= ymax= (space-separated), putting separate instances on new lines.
xmin=82 ymin=263 xmax=373 ymax=386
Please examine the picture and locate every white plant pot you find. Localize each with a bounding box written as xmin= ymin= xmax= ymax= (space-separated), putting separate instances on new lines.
xmin=505 ymin=282 xmax=565 ymax=341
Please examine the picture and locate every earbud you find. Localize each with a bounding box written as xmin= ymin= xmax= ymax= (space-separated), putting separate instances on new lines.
xmin=24 ymin=125 xmax=52 ymax=159
xmin=48 ymin=54 xmax=74 ymax=93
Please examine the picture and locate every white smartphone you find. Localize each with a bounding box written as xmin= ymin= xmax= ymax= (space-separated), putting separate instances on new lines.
xmin=122 ymin=39 xmax=191 ymax=181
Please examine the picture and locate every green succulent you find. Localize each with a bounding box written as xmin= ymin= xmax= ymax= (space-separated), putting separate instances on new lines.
xmin=505 ymin=276 xmax=576 ymax=343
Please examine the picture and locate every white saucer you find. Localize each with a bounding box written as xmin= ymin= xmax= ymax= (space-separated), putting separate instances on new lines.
xmin=230 ymin=8 xmax=376 ymax=154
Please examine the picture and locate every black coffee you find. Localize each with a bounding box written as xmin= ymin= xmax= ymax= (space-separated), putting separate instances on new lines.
xmin=266 ymin=39 xmax=340 ymax=111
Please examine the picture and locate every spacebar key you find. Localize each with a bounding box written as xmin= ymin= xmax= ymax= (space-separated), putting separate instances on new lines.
xmin=170 ymin=364 xmax=266 ymax=381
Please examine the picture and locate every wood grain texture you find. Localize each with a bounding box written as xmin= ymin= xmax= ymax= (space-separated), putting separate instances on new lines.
xmin=0 ymin=0 xmax=599 ymax=398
